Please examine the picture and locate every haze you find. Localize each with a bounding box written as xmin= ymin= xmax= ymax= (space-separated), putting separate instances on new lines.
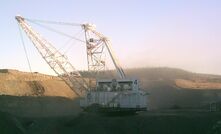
xmin=0 ymin=0 xmax=221 ymax=75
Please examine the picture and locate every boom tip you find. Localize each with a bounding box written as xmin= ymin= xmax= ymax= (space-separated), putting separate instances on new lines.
xmin=15 ymin=15 xmax=24 ymax=21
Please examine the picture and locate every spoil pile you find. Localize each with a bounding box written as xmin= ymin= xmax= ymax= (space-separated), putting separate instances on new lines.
xmin=0 ymin=69 xmax=76 ymax=98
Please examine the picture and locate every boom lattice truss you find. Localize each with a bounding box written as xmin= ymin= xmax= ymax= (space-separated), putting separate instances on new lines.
xmin=16 ymin=16 xmax=88 ymax=96
xmin=16 ymin=15 xmax=126 ymax=96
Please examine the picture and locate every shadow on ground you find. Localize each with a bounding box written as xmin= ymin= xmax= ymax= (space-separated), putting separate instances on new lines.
xmin=0 ymin=95 xmax=221 ymax=134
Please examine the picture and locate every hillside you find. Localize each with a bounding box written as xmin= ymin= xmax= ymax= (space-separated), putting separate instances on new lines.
xmin=1 ymin=67 xmax=221 ymax=116
xmin=0 ymin=69 xmax=81 ymax=117
xmin=124 ymin=68 xmax=221 ymax=109
xmin=1 ymin=68 xmax=221 ymax=134
xmin=124 ymin=67 xmax=221 ymax=89
xmin=0 ymin=69 xmax=76 ymax=98
xmin=83 ymin=67 xmax=221 ymax=109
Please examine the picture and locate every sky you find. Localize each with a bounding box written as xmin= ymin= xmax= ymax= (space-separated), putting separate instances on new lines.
xmin=0 ymin=0 xmax=221 ymax=75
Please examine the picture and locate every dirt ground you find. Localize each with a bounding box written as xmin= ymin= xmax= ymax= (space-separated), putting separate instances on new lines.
xmin=1 ymin=68 xmax=221 ymax=111
xmin=1 ymin=110 xmax=221 ymax=134
xmin=1 ymin=68 xmax=221 ymax=134
xmin=0 ymin=69 xmax=76 ymax=98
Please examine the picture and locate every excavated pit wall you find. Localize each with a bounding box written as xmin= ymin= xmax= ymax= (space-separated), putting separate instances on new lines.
xmin=0 ymin=69 xmax=81 ymax=117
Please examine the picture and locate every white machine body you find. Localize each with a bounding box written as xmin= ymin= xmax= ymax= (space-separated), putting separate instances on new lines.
xmin=80 ymin=79 xmax=147 ymax=112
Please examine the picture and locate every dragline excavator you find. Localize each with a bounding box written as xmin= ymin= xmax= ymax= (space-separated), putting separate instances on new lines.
xmin=16 ymin=15 xmax=147 ymax=112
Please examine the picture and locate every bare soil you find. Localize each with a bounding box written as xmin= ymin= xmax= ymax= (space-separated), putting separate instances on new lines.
xmin=0 ymin=69 xmax=76 ymax=98
xmin=1 ymin=68 xmax=221 ymax=134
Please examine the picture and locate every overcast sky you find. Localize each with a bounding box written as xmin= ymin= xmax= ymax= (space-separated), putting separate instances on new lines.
xmin=1 ymin=0 xmax=221 ymax=75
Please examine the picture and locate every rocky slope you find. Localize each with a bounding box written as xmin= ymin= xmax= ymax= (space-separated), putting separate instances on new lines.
xmin=1 ymin=68 xmax=221 ymax=117
xmin=0 ymin=69 xmax=76 ymax=98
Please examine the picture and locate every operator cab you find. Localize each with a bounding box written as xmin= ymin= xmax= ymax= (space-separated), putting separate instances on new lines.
xmin=96 ymin=79 xmax=139 ymax=92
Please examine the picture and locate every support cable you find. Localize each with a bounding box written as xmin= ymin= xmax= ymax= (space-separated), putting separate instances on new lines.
xmin=26 ymin=20 xmax=85 ymax=43
xmin=63 ymin=30 xmax=84 ymax=54
xmin=25 ymin=18 xmax=81 ymax=26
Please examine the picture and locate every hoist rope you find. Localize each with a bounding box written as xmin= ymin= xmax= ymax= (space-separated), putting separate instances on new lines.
xmin=48 ymin=29 xmax=84 ymax=56
xmin=18 ymin=17 xmax=120 ymax=80
xmin=25 ymin=18 xmax=81 ymax=26
xmin=17 ymin=23 xmax=32 ymax=72
xmin=63 ymin=30 xmax=84 ymax=54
